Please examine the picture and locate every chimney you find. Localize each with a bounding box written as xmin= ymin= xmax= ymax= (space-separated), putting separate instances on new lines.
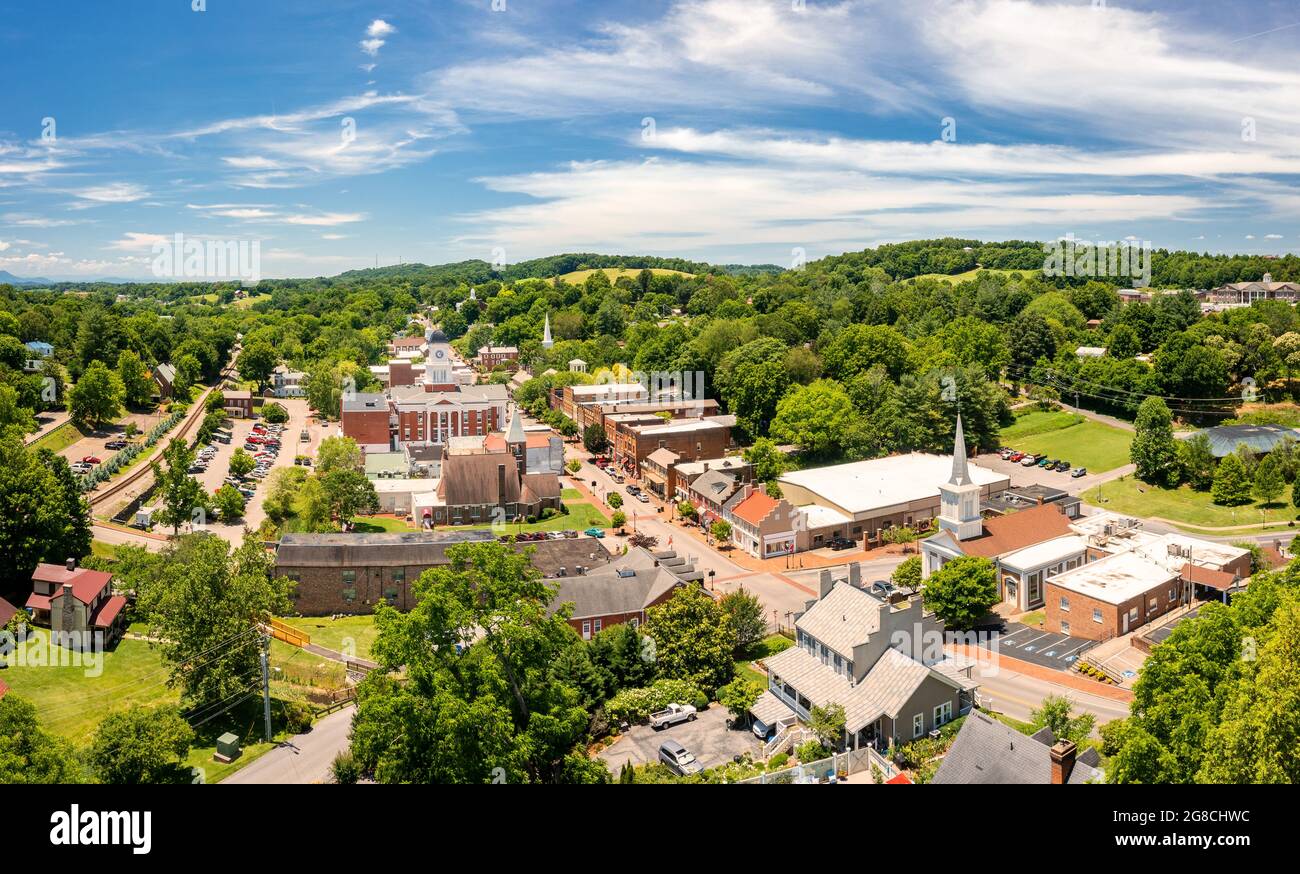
xmin=819 ymin=569 xmax=835 ymax=600
xmin=848 ymin=562 xmax=861 ymax=587
xmin=497 ymin=463 xmax=507 ymax=507
xmin=65 ymin=557 xmax=76 ymax=572
xmin=1050 ymin=740 xmax=1077 ymax=785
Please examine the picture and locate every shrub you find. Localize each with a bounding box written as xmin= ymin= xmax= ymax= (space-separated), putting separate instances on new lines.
xmin=330 ymin=751 xmax=361 ymax=784
xmin=605 ymin=679 xmax=707 ymax=723
xmin=767 ymin=753 xmax=789 ymax=770
xmin=281 ymin=699 xmax=314 ymax=734
xmin=795 ymin=740 xmax=830 ymax=763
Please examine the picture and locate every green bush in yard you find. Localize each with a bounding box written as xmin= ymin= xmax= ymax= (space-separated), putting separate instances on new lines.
xmin=606 ymin=679 xmax=707 ymax=723
xmin=795 ymin=740 xmax=831 ymax=763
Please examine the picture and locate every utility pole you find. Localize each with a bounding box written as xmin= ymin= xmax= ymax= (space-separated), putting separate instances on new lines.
xmin=260 ymin=633 xmax=272 ymax=743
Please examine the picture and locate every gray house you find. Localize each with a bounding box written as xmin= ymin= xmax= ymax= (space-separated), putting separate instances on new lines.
xmin=931 ymin=711 xmax=1104 ymax=784
xmin=760 ymin=567 xmax=980 ymax=751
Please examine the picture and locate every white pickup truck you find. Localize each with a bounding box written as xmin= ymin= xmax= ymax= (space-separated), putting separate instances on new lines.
xmin=650 ymin=703 xmax=698 ymax=730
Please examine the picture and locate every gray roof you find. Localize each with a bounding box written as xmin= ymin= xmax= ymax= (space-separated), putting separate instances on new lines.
xmin=930 ymin=712 xmax=1105 ymax=784
xmin=154 ymin=363 xmax=176 ymax=383
xmin=342 ymin=392 xmax=388 ymax=413
xmin=550 ymin=549 xmax=684 ymax=620
xmin=795 ymin=582 xmax=883 ymax=658
xmin=1182 ymin=423 xmax=1300 ymax=458
xmin=687 ymin=470 xmax=737 ymax=500
xmin=750 ymin=690 xmax=796 ymax=726
xmin=276 ymin=530 xmax=494 ymax=567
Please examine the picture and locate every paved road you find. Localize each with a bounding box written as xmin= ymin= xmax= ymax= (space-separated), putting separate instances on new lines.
xmin=25 ymin=409 xmax=71 ymax=445
xmin=969 ymin=665 xmax=1130 ymax=732
xmin=221 ymin=705 xmax=354 ymax=784
xmin=598 ymin=704 xmax=759 ymax=772
xmin=91 ymin=522 xmax=169 ymax=553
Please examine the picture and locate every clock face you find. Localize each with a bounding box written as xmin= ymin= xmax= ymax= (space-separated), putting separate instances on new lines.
xmin=435 ymin=349 xmax=445 ymax=359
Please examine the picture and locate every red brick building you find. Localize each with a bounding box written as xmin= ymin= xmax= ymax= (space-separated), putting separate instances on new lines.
xmin=549 ymin=549 xmax=690 ymax=639
xmin=340 ymin=392 xmax=392 ymax=452
xmin=389 ymin=384 xmax=508 ymax=447
xmin=477 ymin=345 xmax=519 ymax=370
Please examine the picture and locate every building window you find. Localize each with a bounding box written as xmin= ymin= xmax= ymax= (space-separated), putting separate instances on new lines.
xmin=1092 ymin=608 xmax=1103 ymax=623
xmin=342 ymin=570 xmax=356 ymax=587
xmin=1059 ymin=596 xmax=1069 ymax=612
xmin=912 ymin=713 xmax=924 ymax=739
xmin=593 ymin=618 xmax=602 ymax=634
xmin=1061 ymin=620 xmax=1070 ymax=634
xmin=1169 ymin=587 xmax=1177 ymax=601
xmin=933 ymin=701 xmax=952 ymax=727
xmin=1128 ymin=607 xmax=1139 ymax=623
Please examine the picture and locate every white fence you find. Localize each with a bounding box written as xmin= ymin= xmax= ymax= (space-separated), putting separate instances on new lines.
xmin=736 ymin=746 xmax=898 ymax=785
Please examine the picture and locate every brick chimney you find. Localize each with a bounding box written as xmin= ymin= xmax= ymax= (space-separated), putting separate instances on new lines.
xmin=66 ymin=557 xmax=77 ymax=572
xmin=497 ymin=463 xmax=507 ymax=507
xmin=1050 ymin=739 xmax=1077 ymax=784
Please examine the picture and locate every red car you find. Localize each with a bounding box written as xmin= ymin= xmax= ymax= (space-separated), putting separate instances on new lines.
xmin=246 ymin=435 xmax=265 ymax=444
xmin=1008 ymin=451 xmax=1025 ymax=462
xmin=81 ymin=455 xmax=102 ymax=464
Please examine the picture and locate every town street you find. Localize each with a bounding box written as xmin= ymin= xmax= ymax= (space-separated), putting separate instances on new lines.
xmin=221 ymin=705 xmax=355 ymax=785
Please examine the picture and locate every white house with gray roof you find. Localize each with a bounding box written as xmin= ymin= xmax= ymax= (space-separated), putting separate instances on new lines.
xmin=759 ymin=566 xmax=980 ymax=751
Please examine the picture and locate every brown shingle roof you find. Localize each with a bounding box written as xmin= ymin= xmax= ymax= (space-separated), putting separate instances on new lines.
xmin=1181 ymin=563 xmax=1237 ymax=591
xmin=438 ymin=453 xmax=522 ymax=506
xmin=957 ymin=504 xmax=1072 ymax=558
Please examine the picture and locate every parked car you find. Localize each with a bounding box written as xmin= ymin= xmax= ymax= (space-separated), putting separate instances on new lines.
xmin=1037 ymin=457 xmax=1054 ymax=468
xmin=827 ymin=536 xmax=855 ymax=550
xmin=584 ymin=527 xmax=606 ymax=538
xmin=70 ymin=462 xmax=92 ymax=474
xmin=636 ymin=492 xmax=650 ymax=503
xmin=1008 ymin=451 xmax=1025 ymax=462
xmin=1054 ymin=460 xmax=1071 ymax=472
xmin=105 ymin=439 xmax=128 ymax=450
xmin=1071 ymin=467 xmax=1088 ymax=478
xmin=658 ymin=739 xmax=703 ymax=777
xmin=81 ymin=455 xmax=102 ymax=465
xmin=562 ymin=529 xmax=578 ymax=539
xmin=871 ymin=580 xmax=897 ymax=598
xmin=650 ymin=703 xmax=698 ymax=730
xmin=1020 ymin=454 xmax=1039 ymax=466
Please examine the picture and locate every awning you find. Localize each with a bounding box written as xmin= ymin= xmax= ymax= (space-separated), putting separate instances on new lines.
xmin=750 ymin=690 xmax=797 ymax=726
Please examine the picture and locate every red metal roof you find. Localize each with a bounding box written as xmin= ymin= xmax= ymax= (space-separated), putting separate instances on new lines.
xmin=25 ymin=592 xmax=52 ymax=611
xmin=30 ymin=564 xmax=113 ymax=604
xmin=732 ymin=490 xmax=779 ymax=526
xmin=885 ymin=772 xmax=913 ymax=784
xmin=0 ymin=678 xmax=9 ymax=699
xmin=1180 ymin=563 xmax=1237 ymax=592
xmin=0 ymin=596 xmax=17 ymax=627
xmin=91 ymin=595 xmax=127 ymax=629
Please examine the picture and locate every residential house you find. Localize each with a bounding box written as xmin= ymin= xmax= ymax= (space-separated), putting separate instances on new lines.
xmin=270 ymin=364 xmax=306 ymax=398
xmin=549 ymin=548 xmax=689 ymax=639
xmin=24 ymin=560 xmax=126 ymax=648
xmin=223 ymin=389 xmax=254 ymax=418
xmin=23 ymin=340 xmax=52 ymax=372
xmin=930 ymin=711 xmax=1104 ymax=784
xmin=760 ymin=566 xmax=980 ymax=750
xmin=477 ymin=345 xmax=519 ymax=370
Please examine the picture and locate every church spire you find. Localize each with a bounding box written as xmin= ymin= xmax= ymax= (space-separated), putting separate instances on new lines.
xmin=542 ymin=312 xmax=554 ymax=348
xmin=948 ymin=414 xmax=971 ymax=486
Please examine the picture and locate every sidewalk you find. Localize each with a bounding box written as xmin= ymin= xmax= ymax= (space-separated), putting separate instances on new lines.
xmin=947 ymin=643 xmax=1135 ymax=704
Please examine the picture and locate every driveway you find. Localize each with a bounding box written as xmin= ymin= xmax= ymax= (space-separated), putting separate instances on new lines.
xmin=598 ymin=704 xmax=760 ymax=772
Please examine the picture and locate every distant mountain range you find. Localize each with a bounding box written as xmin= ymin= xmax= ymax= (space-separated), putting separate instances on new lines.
xmin=0 ymin=270 xmax=54 ymax=286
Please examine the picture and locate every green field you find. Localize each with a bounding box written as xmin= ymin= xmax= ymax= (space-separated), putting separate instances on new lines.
xmin=549 ymin=267 xmax=693 ymax=285
xmin=736 ymin=634 xmax=793 ymax=687
xmin=561 ymin=488 xmax=584 ymax=501
xmin=350 ymin=515 xmax=416 ymax=533
xmin=280 ymin=615 xmax=379 ymax=661
xmin=999 ymin=410 xmax=1133 ymax=473
xmin=438 ymin=501 xmax=612 ymax=533
xmin=906 ymin=267 xmax=1038 ymax=285
xmin=1081 ymin=476 xmax=1294 ymax=531
xmin=27 ymin=421 xmax=84 ymax=454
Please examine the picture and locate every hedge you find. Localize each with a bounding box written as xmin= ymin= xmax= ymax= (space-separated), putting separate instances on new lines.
xmin=606 ymin=679 xmax=708 ymax=723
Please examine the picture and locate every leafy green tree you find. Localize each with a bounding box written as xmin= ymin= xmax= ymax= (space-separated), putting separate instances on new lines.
xmin=322 ymin=467 xmax=380 ymax=523
xmin=808 ymin=702 xmax=846 ymax=749
xmin=770 ymin=379 xmax=864 ymax=460
xmin=69 ymin=359 xmax=124 ymax=429
xmin=229 ymin=448 xmax=256 ymax=478
xmin=295 ymin=476 xmax=334 ymax=532
xmin=214 ymin=483 xmax=246 ymax=521
xmin=152 ymin=438 xmax=207 ymax=535
xmin=0 ymin=383 xmax=36 ymax=435
xmin=588 ymin=622 xmax=656 ymax=693
xmin=582 ymin=422 xmax=608 ymax=454
xmin=645 ymin=584 xmax=735 ymax=696
xmin=565 ymin=458 xmax=582 ymax=476
xmin=717 ymin=677 xmax=764 ymax=724
xmin=1253 ymin=453 xmax=1285 ymax=509
xmin=921 ymin=555 xmax=998 ymax=630
xmin=264 ymin=466 xmax=307 ymax=525
xmin=743 ymin=437 xmax=787 ymax=485
xmin=89 ymin=705 xmax=195 ymax=784
xmin=1177 ymin=433 xmax=1217 ymax=491
xmin=116 ymin=350 xmax=154 ymax=408
xmin=0 ymin=694 xmax=84 ymax=784
xmin=348 ymin=541 xmax=607 ymax=783
xmin=315 ymin=435 xmax=363 ymax=474
xmin=710 ymin=519 xmax=732 ymax=544
xmin=1130 ymin=397 xmax=1181 ymax=487
xmin=1106 ymin=323 xmax=1141 ymax=360
xmin=891 ymin=555 xmax=922 ymax=591
xmin=0 ymin=437 xmax=90 ymax=583
xmin=719 ymin=587 xmax=766 ymax=652
xmin=607 ymin=491 xmax=623 ymax=510
xmin=261 ymin=402 xmax=288 ymax=424
xmin=130 ymin=533 xmax=293 ymax=709
xmin=1211 ymin=451 xmax=1253 ymax=506
xmin=237 ymin=341 xmax=277 ymax=389
xmin=36 ymin=448 xmax=92 ymax=563
xmin=1029 ymin=695 xmax=1096 ymax=745
xmin=676 ymin=501 xmax=697 ymax=520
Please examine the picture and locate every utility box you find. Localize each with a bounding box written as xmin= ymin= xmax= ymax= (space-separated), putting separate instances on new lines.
xmin=134 ymin=506 xmax=155 ymax=529
xmin=214 ymin=732 xmax=242 ymax=763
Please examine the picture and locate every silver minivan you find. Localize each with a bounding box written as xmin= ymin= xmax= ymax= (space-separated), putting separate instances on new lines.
xmin=658 ymin=739 xmax=703 ymax=777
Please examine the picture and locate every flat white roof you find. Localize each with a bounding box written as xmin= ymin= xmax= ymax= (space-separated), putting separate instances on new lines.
xmin=1158 ymin=533 xmax=1250 ymax=569
xmin=778 ymin=453 xmax=1006 ymax=515
xmin=637 ymin=419 xmax=726 ymax=435
xmin=570 ymin=383 xmax=647 ymax=398
xmin=1047 ymin=550 xmax=1176 ymax=605
xmin=800 ymin=504 xmax=853 ymax=529
xmin=372 ymin=478 xmax=440 ymax=494
xmin=1000 ymin=535 xmax=1089 ymax=570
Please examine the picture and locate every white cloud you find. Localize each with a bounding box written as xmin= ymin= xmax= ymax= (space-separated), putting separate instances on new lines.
xmin=361 ymin=19 xmax=396 ymax=57
xmin=69 ymin=182 xmax=149 ymax=204
xmin=282 ymin=212 xmax=365 ymax=226
xmin=106 ymin=232 xmax=171 ymax=251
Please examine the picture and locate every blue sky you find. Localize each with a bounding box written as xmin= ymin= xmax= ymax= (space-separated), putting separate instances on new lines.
xmin=2 ymin=0 xmax=1300 ymax=280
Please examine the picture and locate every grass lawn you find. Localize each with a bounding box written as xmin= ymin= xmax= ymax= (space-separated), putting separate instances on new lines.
xmin=1019 ymin=610 xmax=1045 ymax=628
xmin=28 ymin=421 xmax=84 ymax=454
xmin=549 ymin=267 xmax=693 ymax=285
xmin=1080 ymin=476 xmax=1295 ymax=531
xmin=561 ymin=488 xmax=585 ymax=501
xmin=90 ymin=540 xmax=120 ymax=560
xmin=999 ymin=410 xmax=1133 ymax=473
xmin=906 ymin=267 xmax=1038 ymax=285
xmin=439 ymin=501 xmax=611 ymax=533
xmin=279 ymin=615 xmax=379 ymax=661
xmin=350 ymin=515 xmax=415 ymax=533
xmin=736 ymin=634 xmax=793 ymax=686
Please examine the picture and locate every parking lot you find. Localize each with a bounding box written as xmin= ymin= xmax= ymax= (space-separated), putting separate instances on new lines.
xmin=974 ymin=452 xmax=1088 ymax=491
xmin=991 ymin=622 xmax=1096 ymax=671
xmin=189 ymin=398 xmax=320 ymax=538
xmin=61 ymin=409 xmax=171 ymax=473
xmin=597 ymin=704 xmax=760 ymax=774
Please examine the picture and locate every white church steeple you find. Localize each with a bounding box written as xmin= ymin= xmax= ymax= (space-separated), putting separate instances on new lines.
xmin=542 ymin=312 xmax=553 ymax=349
xmin=937 ymin=414 xmax=983 ymax=541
